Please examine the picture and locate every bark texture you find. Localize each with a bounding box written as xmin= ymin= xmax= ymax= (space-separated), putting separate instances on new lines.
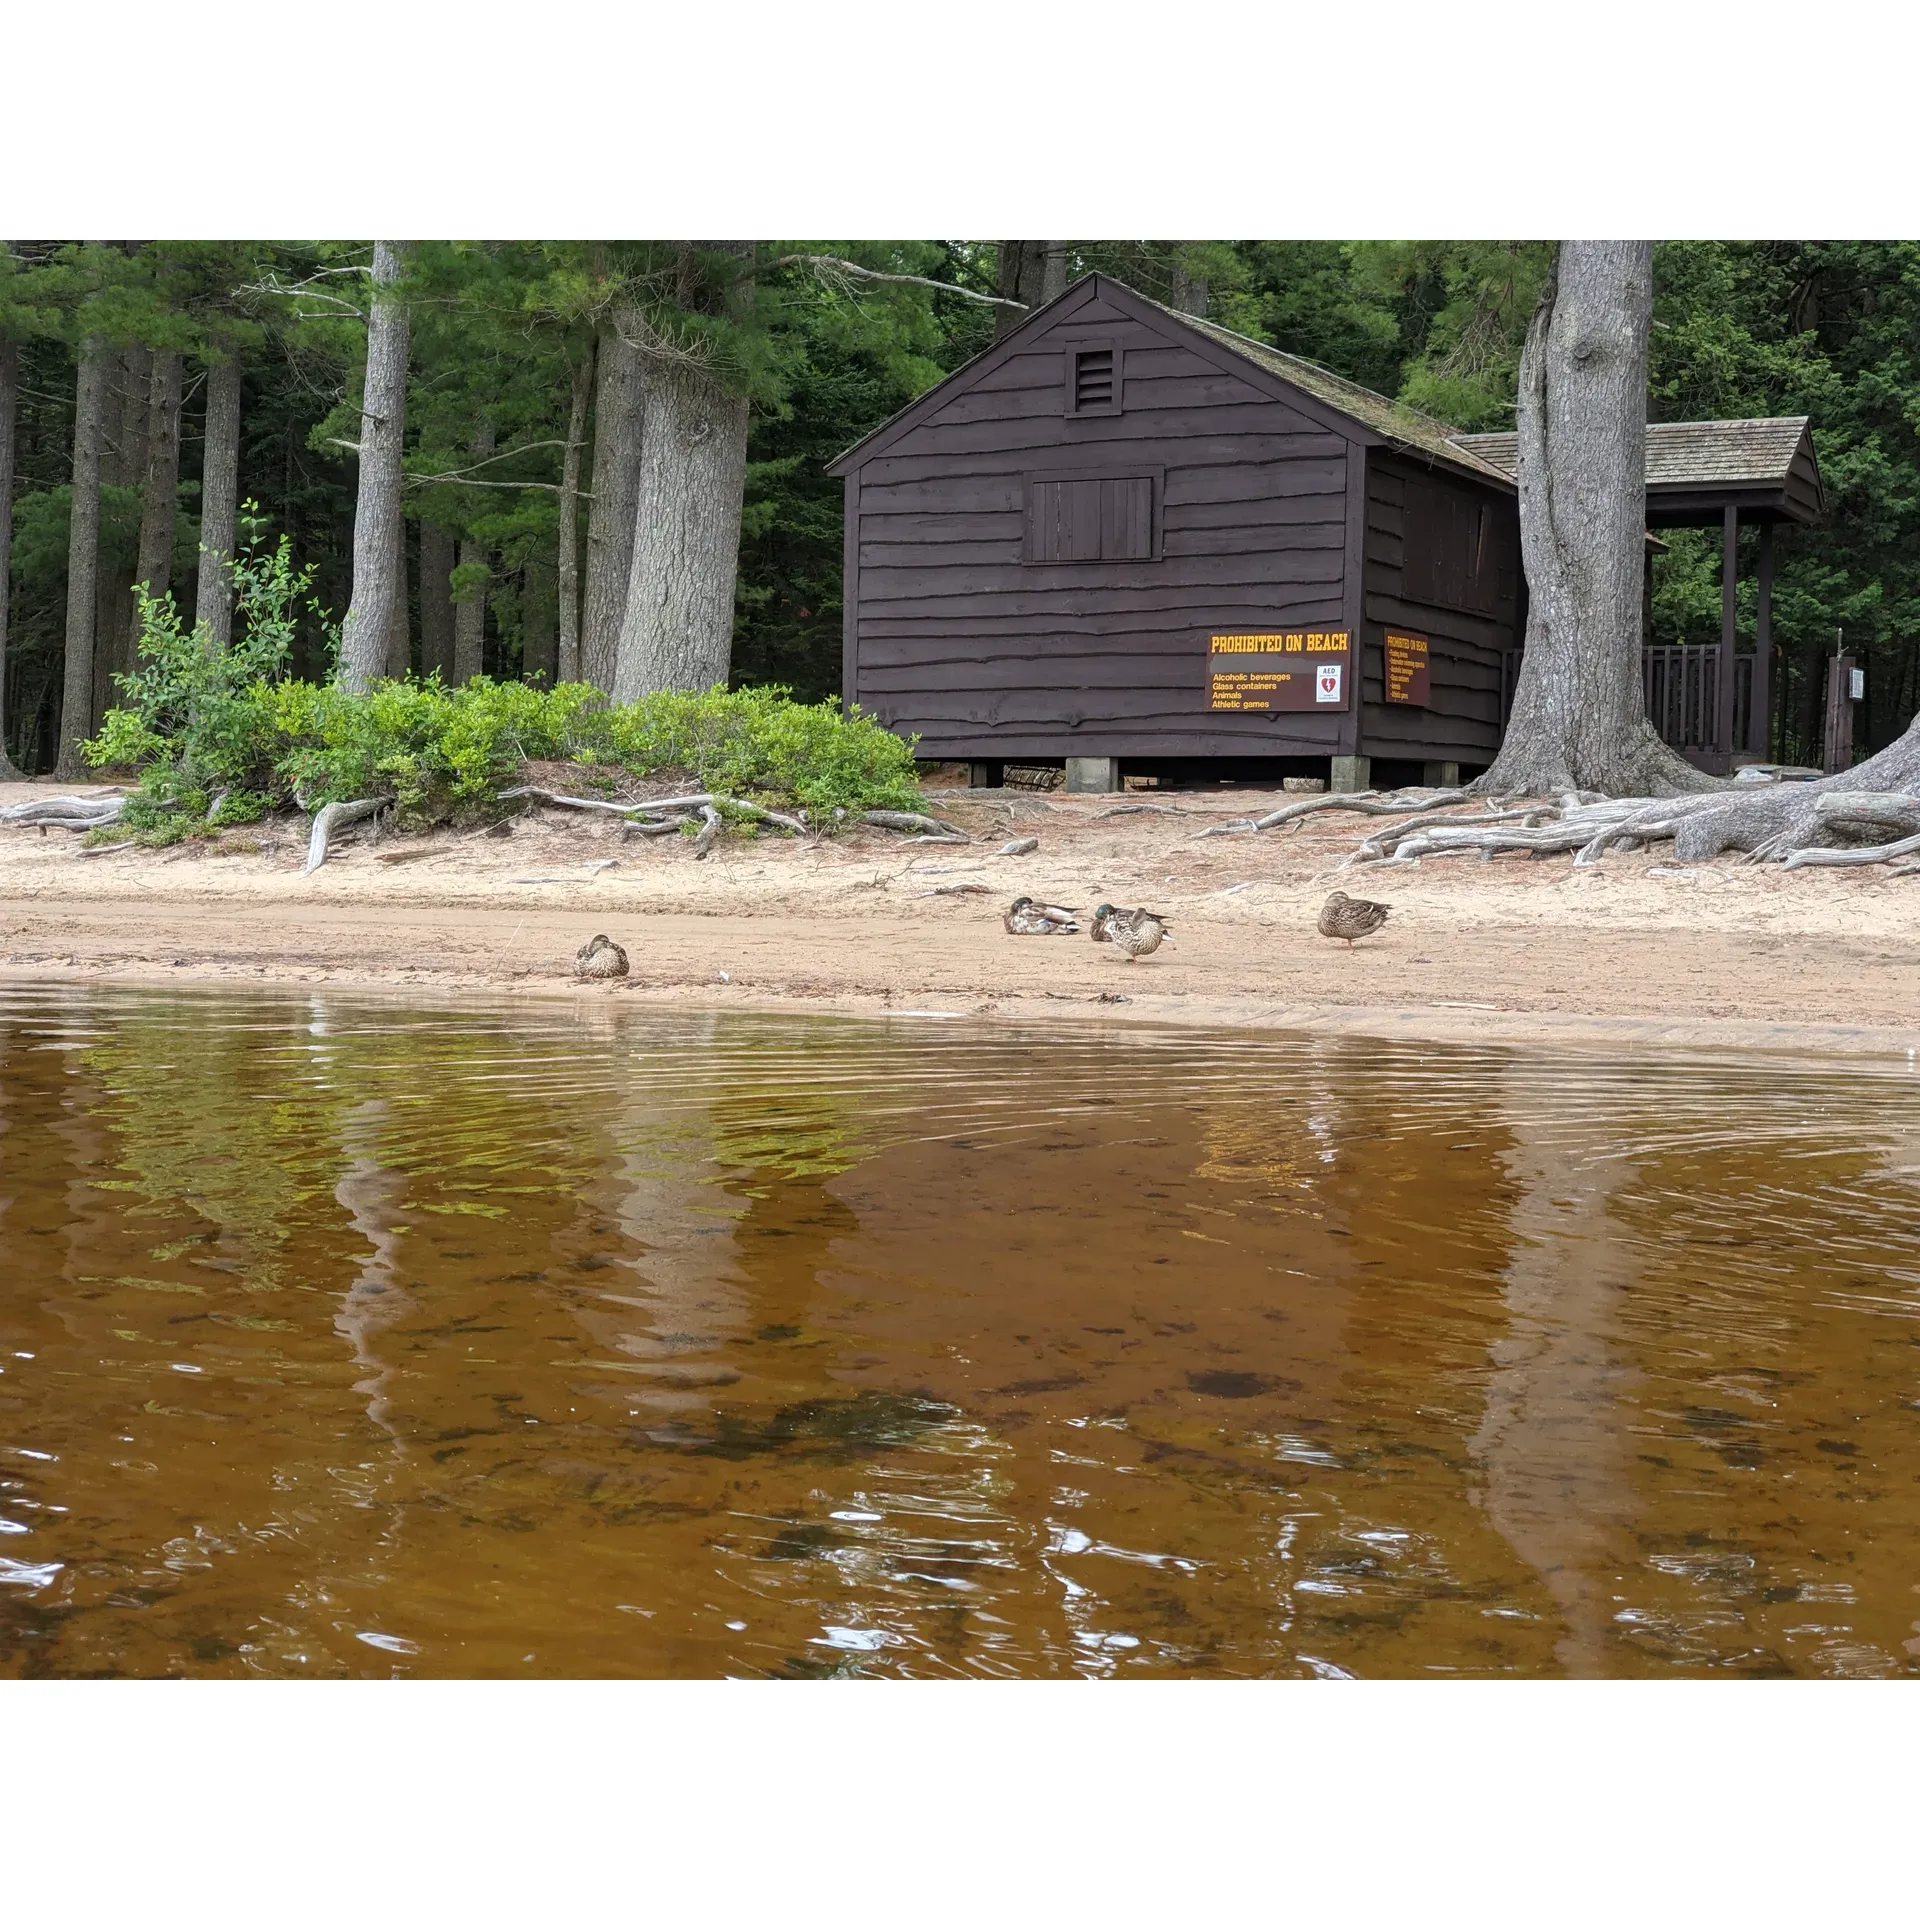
xmin=94 ymin=346 xmax=149 ymax=721
xmin=134 ymin=350 xmax=183 ymax=603
xmin=56 ymin=340 xmax=110 ymax=778
xmin=194 ymin=355 xmax=243 ymax=648
xmin=340 ymin=241 xmax=410 ymax=693
xmin=0 ymin=338 xmax=20 ymax=775
xmin=1472 ymin=243 xmax=1713 ymax=800
xmin=418 ymin=520 xmax=455 ymax=681
xmin=452 ymin=418 xmax=493 ymax=684
xmin=995 ymin=243 xmax=1063 ymax=338
xmin=580 ymin=316 xmax=644 ymax=691
xmin=556 ymin=337 xmax=593 ymax=684
xmin=613 ymin=356 xmax=749 ymax=702
xmin=521 ymin=557 xmax=558 ymax=686
xmin=385 ymin=504 xmax=411 ymax=678
xmin=1169 ymin=260 xmax=1209 ymax=317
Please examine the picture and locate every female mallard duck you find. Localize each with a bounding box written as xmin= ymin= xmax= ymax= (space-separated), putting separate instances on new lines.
xmin=1090 ymin=904 xmax=1172 ymax=960
xmin=575 ymin=932 xmax=630 ymax=979
xmin=1318 ymin=890 xmax=1391 ymax=950
xmin=1003 ymin=895 xmax=1080 ymax=935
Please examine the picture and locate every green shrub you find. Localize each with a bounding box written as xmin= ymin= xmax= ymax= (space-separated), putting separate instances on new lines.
xmin=84 ymin=517 xmax=923 ymax=834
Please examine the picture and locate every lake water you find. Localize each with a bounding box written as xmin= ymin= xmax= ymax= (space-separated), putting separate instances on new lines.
xmin=2 ymin=983 xmax=1918 ymax=1679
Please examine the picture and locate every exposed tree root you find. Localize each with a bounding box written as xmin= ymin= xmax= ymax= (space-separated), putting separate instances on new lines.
xmin=1357 ymin=732 xmax=1920 ymax=872
xmin=1190 ymin=789 xmax=1476 ymax=841
xmin=305 ymin=796 xmax=392 ymax=874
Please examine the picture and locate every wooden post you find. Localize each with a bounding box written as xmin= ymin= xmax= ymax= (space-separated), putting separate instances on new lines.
xmin=1823 ymin=651 xmax=1856 ymax=774
xmin=1749 ymin=521 xmax=1774 ymax=760
xmin=1717 ymin=504 xmax=1739 ymax=762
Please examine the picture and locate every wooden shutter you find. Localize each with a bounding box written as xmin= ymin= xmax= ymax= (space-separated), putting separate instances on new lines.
xmin=1025 ymin=473 xmax=1156 ymax=562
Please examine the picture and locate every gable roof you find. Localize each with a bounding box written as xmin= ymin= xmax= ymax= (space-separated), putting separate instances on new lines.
xmin=1453 ymin=417 xmax=1825 ymax=523
xmin=826 ymin=273 xmax=1515 ymax=490
xmin=1161 ymin=307 xmax=1516 ymax=487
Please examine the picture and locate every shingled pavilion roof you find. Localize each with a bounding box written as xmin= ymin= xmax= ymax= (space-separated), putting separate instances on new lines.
xmin=1451 ymin=417 xmax=1825 ymax=526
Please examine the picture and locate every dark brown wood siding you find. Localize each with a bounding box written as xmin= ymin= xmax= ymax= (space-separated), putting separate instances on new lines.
xmin=1358 ymin=450 xmax=1524 ymax=763
xmin=846 ymin=285 xmax=1360 ymax=759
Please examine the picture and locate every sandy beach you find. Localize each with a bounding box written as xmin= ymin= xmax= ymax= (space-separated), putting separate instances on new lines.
xmin=4 ymin=776 xmax=1919 ymax=1059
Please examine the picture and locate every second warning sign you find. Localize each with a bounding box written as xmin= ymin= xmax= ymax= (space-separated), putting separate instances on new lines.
xmin=1207 ymin=631 xmax=1351 ymax=712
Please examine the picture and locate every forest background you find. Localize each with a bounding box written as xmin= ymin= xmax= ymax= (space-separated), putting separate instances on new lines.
xmin=2 ymin=238 xmax=1914 ymax=776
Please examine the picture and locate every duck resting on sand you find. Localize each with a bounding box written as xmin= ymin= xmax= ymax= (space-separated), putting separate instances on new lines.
xmin=1003 ymin=896 xmax=1080 ymax=935
xmin=1318 ymin=891 xmax=1391 ymax=950
xmin=575 ymin=932 xmax=630 ymax=979
xmin=1091 ymin=904 xmax=1172 ymax=960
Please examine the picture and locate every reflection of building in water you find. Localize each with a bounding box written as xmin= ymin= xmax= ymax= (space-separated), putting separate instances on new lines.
xmin=1470 ymin=1073 xmax=1642 ymax=1676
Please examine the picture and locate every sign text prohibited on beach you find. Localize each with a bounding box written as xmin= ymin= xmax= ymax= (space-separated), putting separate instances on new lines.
xmin=1207 ymin=631 xmax=1351 ymax=712
xmin=1384 ymin=630 xmax=1431 ymax=707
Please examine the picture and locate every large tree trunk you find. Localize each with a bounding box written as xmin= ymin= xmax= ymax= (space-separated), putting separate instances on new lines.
xmin=613 ymin=356 xmax=749 ymax=702
xmin=995 ymin=243 xmax=1063 ymax=339
xmin=55 ymin=339 xmax=110 ymax=779
xmin=521 ymin=557 xmax=558 ymax=686
xmin=339 ymin=241 xmax=410 ymax=694
xmin=1169 ymin=256 xmax=1209 ymax=317
xmin=418 ymin=519 xmax=455 ymax=681
xmin=452 ymin=419 xmax=493 ymax=684
xmin=93 ymin=345 xmax=148 ymax=724
xmin=385 ymin=502 xmax=411 ymax=678
xmin=194 ymin=354 xmax=242 ymax=649
xmin=556 ymin=337 xmax=593 ymax=685
xmin=134 ymin=351 xmax=183 ymax=606
xmin=1473 ymin=243 xmax=1712 ymax=799
xmin=580 ymin=316 xmax=644 ymax=692
xmin=0 ymin=337 xmax=21 ymax=777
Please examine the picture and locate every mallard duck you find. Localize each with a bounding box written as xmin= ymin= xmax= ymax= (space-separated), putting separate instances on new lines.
xmin=1318 ymin=890 xmax=1391 ymax=950
xmin=575 ymin=932 xmax=630 ymax=979
xmin=1091 ymin=904 xmax=1172 ymax=960
xmin=1003 ymin=895 xmax=1080 ymax=935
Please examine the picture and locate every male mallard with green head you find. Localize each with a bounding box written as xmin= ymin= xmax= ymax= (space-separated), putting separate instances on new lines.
xmin=1090 ymin=904 xmax=1172 ymax=960
xmin=1318 ymin=891 xmax=1391 ymax=950
xmin=1003 ymin=896 xmax=1080 ymax=935
xmin=575 ymin=932 xmax=630 ymax=979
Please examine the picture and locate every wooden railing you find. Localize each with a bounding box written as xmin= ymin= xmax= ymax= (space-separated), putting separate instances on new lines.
xmin=1641 ymin=645 xmax=1753 ymax=759
xmin=1500 ymin=644 xmax=1765 ymax=765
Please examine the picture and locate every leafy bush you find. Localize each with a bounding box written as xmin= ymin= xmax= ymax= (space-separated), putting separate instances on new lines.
xmin=85 ymin=519 xmax=922 ymax=831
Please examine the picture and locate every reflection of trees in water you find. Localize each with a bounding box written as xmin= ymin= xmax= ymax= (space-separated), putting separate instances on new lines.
xmin=1470 ymin=1069 xmax=1641 ymax=1676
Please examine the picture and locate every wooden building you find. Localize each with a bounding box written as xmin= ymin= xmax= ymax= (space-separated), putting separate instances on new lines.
xmin=827 ymin=273 xmax=1524 ymax=791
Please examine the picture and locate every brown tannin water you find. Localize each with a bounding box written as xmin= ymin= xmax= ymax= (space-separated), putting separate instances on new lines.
xmin=3 ymin=983 xmax=1919 ymax=1679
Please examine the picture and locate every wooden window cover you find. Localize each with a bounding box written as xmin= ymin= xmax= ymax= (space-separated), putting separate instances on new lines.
xmin=1403 ymin=475 xmax=1500 ymax=614
xmin=1024 ymin=468 xmax=1161 ymax=564
xmin=1066 ymin=340 xmax=1123 ymax=416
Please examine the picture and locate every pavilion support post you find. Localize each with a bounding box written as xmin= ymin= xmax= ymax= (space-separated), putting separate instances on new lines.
xmin=1716 ymin=504 xmax=1740 ymax=762
xmin=1749 ymin=522 xmax=1774 ymax=761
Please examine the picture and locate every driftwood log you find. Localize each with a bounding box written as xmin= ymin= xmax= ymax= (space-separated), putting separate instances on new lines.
xmin=2 ymin=791 xmax=128 ymax=832
xmin=690 ymin=804 xmax=723 ymax=860
xmin=863 ymin=810 xmax=969 ymax=844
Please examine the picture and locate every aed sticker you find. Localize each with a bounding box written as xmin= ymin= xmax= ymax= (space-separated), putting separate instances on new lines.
xmin=1315 ymin=662 xmax=1344 ymax=704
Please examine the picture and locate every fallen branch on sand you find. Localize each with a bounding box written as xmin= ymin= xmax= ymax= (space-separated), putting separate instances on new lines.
xmin=2 ymin=791 xmax=128 ymax=832
xmin=690 ymin=805 xmax=724 ymax=860
xmin=863 ymin=809 xmax=969 ymax=844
